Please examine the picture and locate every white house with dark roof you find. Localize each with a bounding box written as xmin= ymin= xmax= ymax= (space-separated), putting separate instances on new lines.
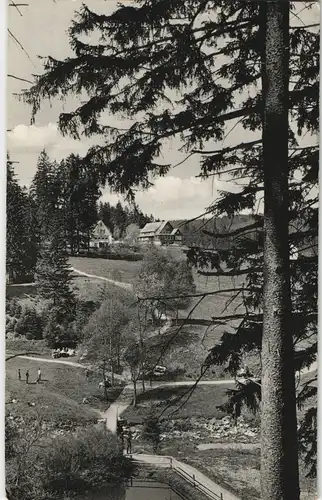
xmin=89 ymin=220 xmax=113 ymax=249
xmin=138 ymin=221 xmax=183 ymax=246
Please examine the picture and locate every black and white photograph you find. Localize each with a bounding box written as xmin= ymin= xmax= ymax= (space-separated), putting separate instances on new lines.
xmin=5 ymin=1 xmax=319 ymax=499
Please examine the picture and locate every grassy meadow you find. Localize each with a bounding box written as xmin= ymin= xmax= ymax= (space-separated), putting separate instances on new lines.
xmin=68 ymin=255 xmax=255 ymax=379
xmin=7 ymin=253 xmax=258 ymax=380
xmin=69 ymin=256 xmax=142 ymax=284
xmin=6 ymin=357 xmax=123 ymax=425
xmin=122 ymin=384 xmax=246 ymax=422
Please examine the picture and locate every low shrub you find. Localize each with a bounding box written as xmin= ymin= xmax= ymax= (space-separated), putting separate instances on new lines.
xmin=43 ymin=428 xmax=134 ymax=495
xmin=6 ymin=419 xmax=135 ymax=500
xmin=14 ymin=307 xmax=43 ymax=340
xmin=69 ymin=248 xmax=143 ymax=261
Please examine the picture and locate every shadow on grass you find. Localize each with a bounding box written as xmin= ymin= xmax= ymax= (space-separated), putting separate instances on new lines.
xmin=136 ymin=386 xmax=188 ymax=403
xmin=25 ymin=379 xmax=49 ymax=385
xmin=89 ymin=384 xmax=125 ymax=407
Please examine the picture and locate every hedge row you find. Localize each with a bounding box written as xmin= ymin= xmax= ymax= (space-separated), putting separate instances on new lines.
xmin=71 ymin=250 xmax=143 ymax=261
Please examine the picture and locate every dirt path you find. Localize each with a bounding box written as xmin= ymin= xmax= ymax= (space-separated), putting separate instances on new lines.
xmin=101 ymin=378 xmax=239 ymax=433
xmin=19 ymin=354 xmax=317 ymax=433
xmin=102 ymin=402 xmax=130 ymax=432
xmin=17 ymin=355 xmax=124 ymax=381
xmin=197 ymin=442 xmax=260 ymax=451
xmin=70 ymin=266 xmax=133 ymax=291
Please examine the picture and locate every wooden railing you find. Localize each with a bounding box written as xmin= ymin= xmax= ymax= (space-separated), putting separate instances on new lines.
xmin=172 ymin=459 xmax=223 ymax=500
xmin=131 ymin=454 xmax=225 ymax=500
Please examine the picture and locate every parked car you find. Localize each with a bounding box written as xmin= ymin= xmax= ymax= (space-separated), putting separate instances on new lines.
xmin=144 ymin=365 xmax=167 ymax=378
xmin=154 ymin=365 xmax=167 ymax=375
xmin=52 ymin=348 xmax=76 ymax=359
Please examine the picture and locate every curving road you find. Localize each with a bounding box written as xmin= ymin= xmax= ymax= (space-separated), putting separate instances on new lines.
xmin=18 ymin=355 xmax=124 ymax=381
xmin=15 ymin=268 xmax=318 ymax=436
xmin=17 ymin=354 xmax=317 ymax=433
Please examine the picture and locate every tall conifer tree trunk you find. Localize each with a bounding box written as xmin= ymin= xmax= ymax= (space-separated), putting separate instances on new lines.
xmin=261 ymin=2 xmax=300 ymax=499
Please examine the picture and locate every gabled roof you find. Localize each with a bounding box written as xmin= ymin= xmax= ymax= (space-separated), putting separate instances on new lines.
xmin=155 ymin=221 xmax=172 ymax=234
xmin=94 ymin=220 xmax=110 ymax=231
xmin=140 ymin=220 xmax=174 ymax=235
xmin=171 ymin=227 xmax=181 ymax=235
xmin=140 ymin=222 xmax=163 ymax=234
xmin=91 ymin=220 xmax=113 ymax=238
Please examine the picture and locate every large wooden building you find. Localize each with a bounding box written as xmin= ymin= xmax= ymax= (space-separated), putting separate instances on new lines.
xmin=138 ymin=221 xmax=183 ymax=246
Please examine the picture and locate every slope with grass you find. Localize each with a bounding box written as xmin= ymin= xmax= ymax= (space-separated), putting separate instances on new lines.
xmin=7 ymin=253 xmax=254 ymax=381
xmin=121 ymin=384 xmax=249 ymax=422
xmin=69 ymin=256 xmax=141 ymax=285
xmin=68 ymin=256 xmax=253 ymax=379
xmin=5 ymin=357 xmax=121 ymax=426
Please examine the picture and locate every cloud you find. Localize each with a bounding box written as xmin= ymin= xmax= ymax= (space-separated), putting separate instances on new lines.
xmin=8 ymin=124 xmax=243 ymax=220
xmin=7 ymin=123 xmax=92 ymax=160
xmin=101 ymin=175 xmax=240 ymax=220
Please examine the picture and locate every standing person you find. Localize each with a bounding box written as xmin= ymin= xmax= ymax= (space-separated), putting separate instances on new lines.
xmin=126 ymin=429 xmax=132 ymax=455
xmin=85 ymin=369 xmax=89 ymax=380
xmin=18 ymin=369 xmax=21 ymax=381
xmin=25 ymin=370 xmax=29 ymax=384
xmin=37 ymin=368 xmax=41 ymax=383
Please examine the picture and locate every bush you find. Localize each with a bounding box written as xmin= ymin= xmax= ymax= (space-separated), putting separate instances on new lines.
xmin=43 ymin=428 xmax=134 ymax=495
xmin=73 ymin=249 xmax=143 ymax=261
xmin=14 ymin=307 xmax=43 ymax=340
xmin=6 ymin=419 xmax=134 ymax=500
xmin=172 ymin=419 xmax=192 ymax=432
xmin=7 ymin=298 xmax=22 ymax=318
xmin=142 ymin=412 xmax=163 ymax=453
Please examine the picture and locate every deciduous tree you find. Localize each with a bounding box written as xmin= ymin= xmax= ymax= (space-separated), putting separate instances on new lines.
xmin=83 ymin=288 xmax=134 ymax=391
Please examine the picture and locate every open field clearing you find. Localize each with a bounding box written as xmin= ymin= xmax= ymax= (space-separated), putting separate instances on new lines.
xmin=66 ymin=257 xmax=258 ymax=379
xmin=6 ymin=357 xmax=122 ymax=425
xmin=70 ymin=256 xmax=246 ymax=332
xmin=122 ymin=384 xmax=253 ymax=422
xmin=69 ymin=256 xmax=142 ymax=284
xmin=71 ymin=274 xmax=135 ymax=301
xmin=6 ymin=275 xmax=133 ymax=303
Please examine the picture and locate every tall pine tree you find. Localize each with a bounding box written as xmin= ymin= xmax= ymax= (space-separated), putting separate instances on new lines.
xmin=36 ymin=213 xmax=76 ymax=322
xmin=23 ymin=1 xmax=318 ymax=497
xmin=31 ymin=150 xmax=60 ymax=239
xmin=57 ymin=154 xmax=100 ymax=253
xmin=6 ymin=156 xmax=37 ymax=283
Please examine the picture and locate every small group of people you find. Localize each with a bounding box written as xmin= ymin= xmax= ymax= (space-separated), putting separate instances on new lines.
xmin=18 ymin=367 xmax=42 ymax=384
xmin=117 ymin=419 xmax=132 ymax=454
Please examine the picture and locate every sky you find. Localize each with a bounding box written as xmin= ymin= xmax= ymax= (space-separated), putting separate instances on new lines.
xmin=6 ymin=0 xmax=319 ymax=220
